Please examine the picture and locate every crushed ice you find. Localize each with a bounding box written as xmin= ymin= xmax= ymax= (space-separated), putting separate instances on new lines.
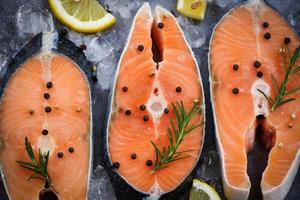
xmin=88 ymin=165 xmax=117 ymax=200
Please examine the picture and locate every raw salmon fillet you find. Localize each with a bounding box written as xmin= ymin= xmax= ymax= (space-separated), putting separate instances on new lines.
xmin=210 ymin=0 xmax=300 ymax=199
xmin=0 ymin=52 xmax=91 ymax=200
xmin=107 ymin=3 xmax=205 ymax=197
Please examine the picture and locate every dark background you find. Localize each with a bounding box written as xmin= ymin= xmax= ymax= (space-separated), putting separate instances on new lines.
xmin=0 ymin=0 xmax=299 ymax=199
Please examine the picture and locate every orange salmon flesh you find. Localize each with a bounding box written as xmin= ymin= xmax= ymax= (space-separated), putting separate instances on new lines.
xmin=210 ymin=1 xmax=300 ymax=199
xmin=0 ymin=53 xmax=91 ymax=200
xmin=108 ymin=4 xmax=205 ymax=195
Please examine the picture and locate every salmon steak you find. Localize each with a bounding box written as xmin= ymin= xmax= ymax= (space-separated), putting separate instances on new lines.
xmin=0 ymin=33 xmax=92 ymax=200
xmin=210 ymin=0 xmax=300 ymax=199
xmin=105 ymin=3 xmax=205 ymax=199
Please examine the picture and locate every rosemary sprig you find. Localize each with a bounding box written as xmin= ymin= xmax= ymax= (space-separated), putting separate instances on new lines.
xmin=258 ymin=44 xmax=300 ymax=111
xmin=16 ymin=137 xmax=57 ymax=194
xmin=150 ymin=101 xmax=203 ymax=173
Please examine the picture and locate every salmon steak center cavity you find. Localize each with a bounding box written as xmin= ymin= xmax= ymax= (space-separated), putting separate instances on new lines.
xmin=107 ymin=3 xmax=205 ymax=197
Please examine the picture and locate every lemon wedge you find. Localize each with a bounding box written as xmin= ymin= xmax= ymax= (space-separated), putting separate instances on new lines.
xmin=48 ymin=0 xmax=116 ymax=33
xmin=177 ymin=0 xmax=207 ymax=20
xmin=189 ymin=179 xmax=221 ymax=200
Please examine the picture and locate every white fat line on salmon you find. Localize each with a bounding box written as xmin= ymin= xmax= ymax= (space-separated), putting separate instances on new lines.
xmin=42 ymin=32 xmax=58 ymax=52
xmin=40 ymin=53 xmax=53 ymax=82
xmin=247 ymin=0 xmax=265 ymax=62
xmin=251 ymin=79 xmax=270 ymax=116
xmin=38 ymin=121 xmax=55 ymax=155
xmin=146 ymin=76 xmax=167 ymax=126
xmin=144 ymin=179 xmax=162 ymax=200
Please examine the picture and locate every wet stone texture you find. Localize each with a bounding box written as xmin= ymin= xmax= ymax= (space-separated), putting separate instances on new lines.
xmin=0 ymin=0 xmax=299 ymax=200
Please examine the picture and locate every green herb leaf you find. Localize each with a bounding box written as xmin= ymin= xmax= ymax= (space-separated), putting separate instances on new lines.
xmin=150 ymin=101 xmax=203 ymax=173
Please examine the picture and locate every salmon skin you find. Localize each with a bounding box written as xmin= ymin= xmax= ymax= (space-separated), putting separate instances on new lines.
xmin=103 ymin=3 xmax=205 ymax=200
xmin=0 ymin=32 xmax=93 ymax=200
xmin=209 ymin=0 xmax=300 ymax=199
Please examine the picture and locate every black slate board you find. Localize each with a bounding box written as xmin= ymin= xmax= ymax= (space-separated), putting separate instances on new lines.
xmin=0 ymin=0 xmax=299 ymax=200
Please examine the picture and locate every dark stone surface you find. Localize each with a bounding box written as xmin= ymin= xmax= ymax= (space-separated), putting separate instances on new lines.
xmin=0 ymin=0 xmax=299 ymax=200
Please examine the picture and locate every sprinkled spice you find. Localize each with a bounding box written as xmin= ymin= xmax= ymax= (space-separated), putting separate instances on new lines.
xmin=68 ymin=147 xmax=75 ymax=153
xmin=254 ymin=61 xmax=261 ymax=68
xmin=277 ymin=143 xmax=284 ymax=149
xmin=57 ymin=152 xmax=63 ymax=158
xmin=122 ymin=86 xmax=128 ymax=92
xmin=44 ymin=93 xmax=50 ymax=99
xmin=42 ymin=129 xmax=48 ymax=135
xmin=140 ymin=104 xmax=146 ymax=111
xmin=291 ymin=113 xmax=296 ymax=120
xmin=176 ymin=86 xmax=182 ymax=93
xmin=288 ymin=123 xmax=293 ymax=128
xmin=257 ymin=71 xmax=263 ymax=78
xmin=233 ymin=64 xmax=239 ymax=71
xmin=150 ymin=71 xmax=155 ymax=77
xmin=264 ymin=32 xmax=271 ymax=40
xmin=91 ymin=65 xmax=97 ymax=72
xmin=262 ymin=22 xmax=269 ymax=28
xmin=80 ymin=44 xmax=87 ymax=50
xmin=284 ymin=37 xmax=291 ymax=45
xmin=146 ymin=160 xmax=153 ymax=166
xmin=54 ymin=105 xmax=59 ymax=110
xmin=29 ymin=109 xmax=34 ymax=115
xmin=143 ymin=115 xmax=149 ymax=122
xmin=112 ymin=162 xmax=120 ymax=169
xmin=76 ymin=107 xmax=81 ymax=113
xmin=125 ymin=109 xmax=132 ymax=115
xmin=45 ymin=106 xmax=52 ymax=113
xmin=137 ymin=44 xmax=144 ymax=51
xmin=131 ymin=153 xmax=137 ymax=160
xmin=46 ymin=82 xmax=53 ymax=89
xmin=164 ymin=108 xmax=169 ymax=114
xmin=232 ymin=88 xmax=239 ymax=94
xmin=158 ymin=22 xmax=164 ymax=29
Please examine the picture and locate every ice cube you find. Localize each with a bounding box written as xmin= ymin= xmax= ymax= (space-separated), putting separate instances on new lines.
xmin=214 ymin=0 xmax=241 ymax=8
xmin=96 ymin=56 xmax=117 ymax=89
xmin=67 ymin=30 xmax=85 ymax=47
xmin=88 ymin=165 xmax=116 ymax=200
xmin=16 ymin=5 xmax=54 ymax=36
xmin=185 ymin=25 xmax=206 ymax=48
xmin=118 ymin=5 xmax=132 ymax=20
xmin=84 ymin=36 xmax=114 ymax=62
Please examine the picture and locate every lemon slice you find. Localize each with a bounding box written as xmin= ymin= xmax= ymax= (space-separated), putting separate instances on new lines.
xmin=177 ymin=0 xmax=207 ymax=20
xmin=189 ymin=179 xmax=221 ymax=200
xmin=48 ymin=0 xmax=116 ymax=33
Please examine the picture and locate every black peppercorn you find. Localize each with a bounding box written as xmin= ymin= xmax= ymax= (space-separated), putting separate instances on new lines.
xmin=140 ymin=104 xmax=146 ymax=111
xmin=233 ymin=64 xmax=239 ymax=71
xmin=176 ymin=86 xmax=182 ymax=93
xmin=143 ymin=115 xmax=149 ymax=122
xmin=254 ymin=61 xmax=261 ymax=68
xmin=46 ymin=82 xmax=53 ymax=89
xmin=137 ymin=45 xmax=144 ymax=51
xmin=257 ymin=71 xmax=263 ymax=78
xmin=264 ymin=32 xmax=271 ymax=40
xmin=68 ymin=147 xmax=75 ymax=153
xmin=131 ymin=153 xmax=137 ymax=160
xmin=164 ymin=108 xmax=169 ymax=114
xmin=146 ymin=160 xmax=153 ymax=166
xmin=45 ymin=106 xmax=52 ymax=113
xmin=262 ymin=22 xmax=269 ymax=28
xmin=158 ymin=22 xmax=164 ymax=29
xmin=284 ymin=37 xmax=291 ymax=45
xmin=122 ymin=86 xmax=128 ymax=92
xmin=44 ymin=93 xmax=50 ymax=99
xmin=112 ymin=162 xmax=120 ymax=169
xmin=80 ymin=44 xmax=87 ymax=50
xmin=125 ymin=110 xmax=132 ymax=115
xmin=232 ymin=88 xmax=239 ymax=94
xmin=42 ymin=129 xmax=48 ymax=135
xmin=57 ymin=152 xmax=63 ymax=158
